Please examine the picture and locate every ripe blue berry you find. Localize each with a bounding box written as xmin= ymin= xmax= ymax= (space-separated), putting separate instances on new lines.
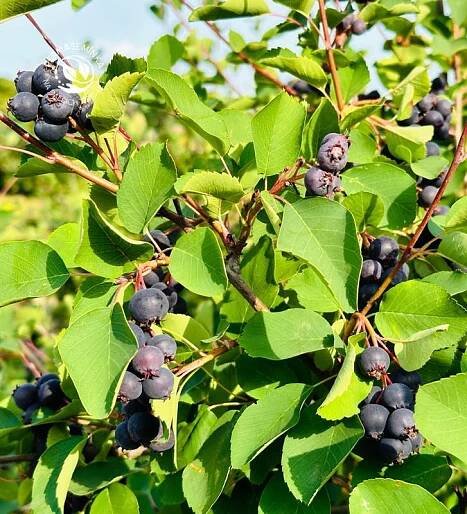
xmin=129 ymin=322 xmax=146 ymax=348
xmin=399 ymin=107 xmax=420 ymax=126
xmin=359 ymin=347 xmax=390 ymax=379
xmin=352 ymin=18 xmax=366 ymax=34
xmin=122 ymin=398 xmax=150 ymax=418
xmin=425 ymin=141 xmax=440 ymax=157
xmin=421 ymin=110 xmax=444 ymax=127
xmin=362 ymin=385 xmax=382 ymax=405
xmin=132 ymin=346 xmax=164 ymax=378
xmin=417 ymin=94 xmax=437 ymax=113
xmin=368 ymin=237 xmax=399 ymax=266
xmin=304 ymin=167 xmax=337 ymax=197
xmin=15 ymin=71 xmax=34 ymax=93
xmin=115 ymin=421 xmax=140 ymax=450
xmin=142 ymin=368 xmax=175 ymax=400
xmin=143 ymin=271 xmax=161 ymax=288
xmin=382 ymin=383 xmax=414 ymax=410
xmin=386 ymin=408 xmax=418 ymax=439
xmin=144 ymin=229 xmax=172 ymax=251
xmin=361 ymin=259 xmax=383 ymax=282
xmin=23 ymin=402 xmax=40 ymax=424
xmin=38 ymin=379 xmax=66 ymax=409
xmin=436 ymin=99 xmax=451 ymax=118
xmin=34 ymin=118 xmax=69 ymax=142
xmin=431 ymin=75 xmax=447 ymax=94
xmin=41 ymin=88 xmax=75 ymax=123
xmin=290 ymin=80 xmax=313 ymax=96
xmin=75 ymin=100 xmax=93 ymax=130
xmin=147 ymin=334 xmax=177 ymax=361
xmin=390 ymin=369 xmax=421 ymax=391
xmin=36 ymin=373 xmax=59 ymax=387
xmin=378 ymin=437 xmax=412 ymax=464
xmin=390 ymin=263 xmax=410 ymax=286
xmin=419 ymin=185 xmax=439 ymax=208
xmin=32 ymin=61 xmax=62 ymax=95
xmin=129 ymin=288 xmax=170 ymax=324
xmin=118 ymin=371 xmax=142 ymax=403
xmin=317 ymin=137 xmax=349 ymax=173
xmin=358 ymin=282 xmax=378 ymax=309
xmin=8 ymin=92 xmax=40 ymax=122
xmin=435 ymin=122 xmax=450 ymax=140
xmin=127 ymin=412 xmax=160 ymax=445
xmin=360 ymin=403 xmax=390 ymax=439
xmin=13 ymin=383 xmax=38 ymax=410
xmin=410 ymin=432 xmax=423 ymax=453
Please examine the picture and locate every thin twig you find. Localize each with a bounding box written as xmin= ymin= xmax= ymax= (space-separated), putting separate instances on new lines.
xmin=175 ymin=340 xmax=238 ymax=378
xmin=317 ymin=0 xmax=345 ymax=112
xmin=25 ymin=14 xmax=71 ymax=66
xmin=0 ymin=454 xmax=37 ymax=464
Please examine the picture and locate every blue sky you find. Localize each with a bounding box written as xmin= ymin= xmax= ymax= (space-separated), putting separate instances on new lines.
xmin=0 ymin=0 xmax=387 ymax=93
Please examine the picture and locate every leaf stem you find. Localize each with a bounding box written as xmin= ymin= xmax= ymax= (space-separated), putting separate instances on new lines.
xmin=317 ymin=0 xmax=345 ymax=112
xmin=175 ymin=340 xmax=238 ymax=377
xmin=0 ymin=454 xmax=37 ymax=464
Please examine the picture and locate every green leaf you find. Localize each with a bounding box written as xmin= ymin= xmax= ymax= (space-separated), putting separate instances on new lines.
xmin=282 ymin=408 xmax=363 ymax=504
xmin=70 ymin=277 xmax=118 ymax=324
xmin=271 ymin=0 xmax=313 ymax=16
xmin=101 ymin=54 xmax=147 ymax=83
xmin=70 ymin=459 xmax=134 ymax=496
xmin=252 ymin=92 xmax=306 ymax=176
xmin=259 ymin=473 xmax=330 ymax=514
xmin=302 ymin=99 xmax=339 ymax=161
xmin=221 ymin=236 xmax=278 ymax=324
xmin=15 ymin=156 xmax=78 ymax=177
xmin=342 ymin=192 xmax=384 ymax=231
xmin=349 ymin=479 xmax=449 ymax=514
xmin=347 ymin=129 xmax=377 ymax=164
xmin=411 ymin=156 xmax=449 ymax=180
xmin=145 ymin=68 xmax=229 ymax=155
xmin=239 ymin=308 xmax=333 ymax=359
xmin=47 ymin=222 xmax=80 ymax=268
xmin=90 ymin=72 xmax=144 ymax=133
xmin=89 ymin=483 xmax=139 ymax=514
xmin=277 ymin=198 xmax=361 ymax=312
xmin=444 ymin=196 xmax=467 ymax=234
xmin=340 ymin=105 xmax=381 ymax=132
xmin=0 ymin=240 xmax=69 ymax=307
xmin=0 ymin=0 xmax=61 ymax=21
xmin=219 ymin=109 xmax=253 ymax=146
xmin=169 ymin=227 xmax=227 ymax=297
xmin=335 ymin=55 xmax=370 ymax=103
xmin=31 ymin=436 xmax=86 ymax=514
xmin=117 ymin=143 xmax=177 ymax=233
xmin=160 ymin=313 xmax=211 ymax=352
xmin=439 ymin=232 xmax=467 ymax=267
xmin=75 ymin=200 xmax=153 ymax=279
xmin=422 ymin=271 xmax=467 ymax=296
xmin=189 ymin=0 xmax=269 ymax=21
xmin=446 ymin=0 xmax=467 ymax=25
xmin=341 ymin=163 xmax=416 ymax=229
xmin=182 ymin=411 xmax=236 ymax=514
xmin=415 ymin=373 xmax=467 ymax=463
xmin=317 ymin=335 xmax=371 ymax=420
xmin=147 ymin=35 xmax=184 ymax=71
xmin=59 ymin=304 xmax=138 ymax=418
xmin=260 ymin=55 xmax=327 ymax=90
xmin=383 ymin=454 xmax=452 ymax=493
xmin=231 ymin=383 xmax=311 ymax=468
xmin=375 ymin=281 xmax=467 ymax=370
xmin=383 ymin=125 xmax=433 ymax=163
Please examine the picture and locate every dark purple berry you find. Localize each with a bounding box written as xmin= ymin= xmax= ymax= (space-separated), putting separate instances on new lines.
xmin=38 ymin=379 xmax=66 ymax=409
xmin=143 ymin=229 xmax=171 ymax=252
xmin=436 ymin=99 xmax=451 ymax=118
xmin=74 ymin=100 xmax=93 ymax=130
xmin=8 ymin=92 xmax=40 ymax=122
xmin=41 ymin=88 xmax=75 ymax=123
xmin=150 ymin=428 xmax=175 ymax=453
xmin=382 ymin=383 xmax=414 ymax=410
xmin=399 ymin=107 xmax=420 ymax=126
xmin=352 ymin=18 xmax=366 ymax=34
xmin=390 ymin=263 xmax=410 ymax=286
xmin=363 ymin=385 xmax=382 ymax=405
xmin=341 ymin=14 xmax=355 ymax=30
xmin=115 ymin=421 xmax=140 ymax=450
xmin=417 ymin=94 xmax=437 ymax=113
xmin=127 ymin=412 xmax=160 ymax=445
xmin=431 ymin=75 xmax=447 ymax=94
xmin=34 ymin=118 xmax=69 ymax=142
xmin=143 ymin=271 xmax=161 ymax=288
xmin=152 ymin=282 xmax=168 ymax=292
xmin=118 ymin=371 xmax=142 ymax=403
xmin=410 ymin=432 xmax=423 ymax=453
xmin=32 ymin=61 xmax=62 ymax=95
xmin=421 ymin=110 xmax=444 ymax=127
xmin=390 ymin=369 xmax=421 ymax=391
xmin=361 ymin=259 xmax=383 ymax=282
xmin=165 ymin=288 xmax=178 ymax=310
xmin=317 ymin=136 xmax=349 ymax=173
xmin=15 ymin=71 xmax=34 ymax=93
xmin=359 ymin=347 xmax=390 ymax=379
xmin=386 ymin=408 xmax=418 ymax=439
xmin=431 ymin=169 xmax=447 ymax=188
xmin=290 ymin=80 xmax=313 ymax=95
xmin=147 ymin=334 xmax=177 ymax=361
xmin=358 ymin=90 xmax=380 ymax=101
xmin=368 ymin=237 xmax=399 ymax=266
xmin=434 ymin=205 xmax=449 ymax=216
xmin=129 ymin=288 xmax=170 ymax=324
xmin=321 ymin=133 xmax=344 ymax=146
xmin=129 ymin=322 xmax=146 ymax=348
xmin=132 ymin=346 xmax=164 ymax=378
xmin=419 ymin=185 xmax=439 ymax=208
xmin=425 ymin=141 xmax=440 ymax=157
xmin=358 ymin=282 xmax=378 ymax=310
xmin=360 ymin=403 xmax=390 ymax=439
xmin=12 ymin=383 xmax=38 ymax=410
xmin=23 ymin=402 xmax=40 ymax=424
xmin=435 ymin=122 xmax=450 ymax=140
xmin=304 ymin=167 xmax=336 ymax=197
xmin=36 ymin=373 xmax=59 ymax=387
xmin=142 ymin=368 xmax=175 ymax=400
xmin=378 ymin=437 xmax=412 ymax=463
xmin=122 ymin=398 xmax=150 ymax=417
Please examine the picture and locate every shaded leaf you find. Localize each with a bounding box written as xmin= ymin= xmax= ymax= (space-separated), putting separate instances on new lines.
xmin=189 ymin=0 xmax=269 ymax=21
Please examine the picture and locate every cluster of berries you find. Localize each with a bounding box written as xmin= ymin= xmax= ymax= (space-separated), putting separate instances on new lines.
xmin=340 ymin=14 xmax=367 ymax=35
xmin=114 ymin=230 xmax=179 ymax=452
xmin=359 ymin=236 xmax=408 ymax=309
xmin=399 ymin=92 xmax=451 ymax=141
xmin=358 ymin=347 xmax=422 ymax=464
xmin=304 ymin=133 xmax=349 ymax=199
xmin=12 ymin=373 xmax=68 ymax=423
xmin=8 ymin=59 xmax=93 ymax=142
